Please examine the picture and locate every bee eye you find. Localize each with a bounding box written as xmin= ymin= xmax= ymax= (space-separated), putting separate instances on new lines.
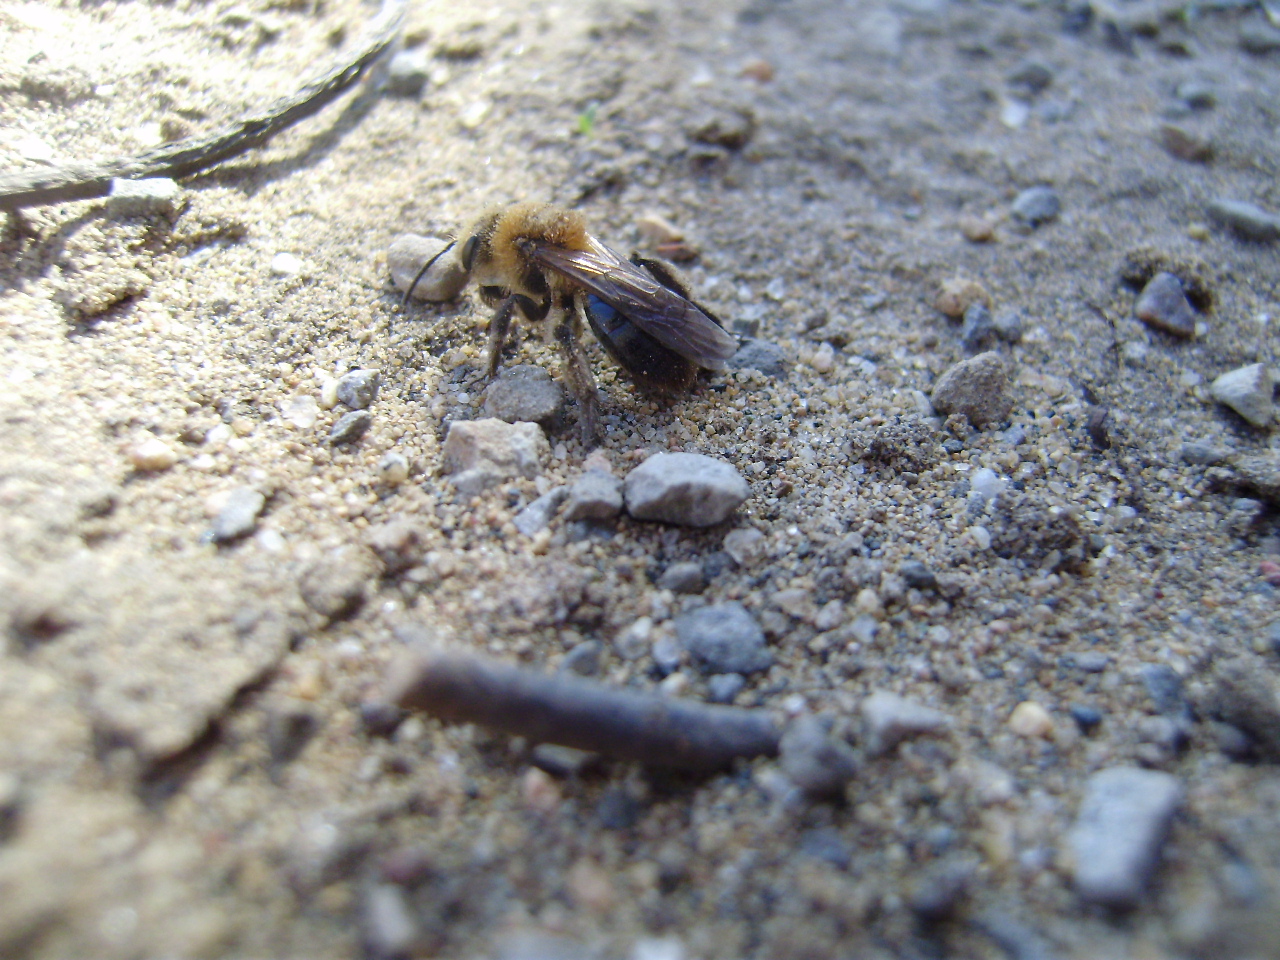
xmin=461 ymin=236 xmax=480 ymax=272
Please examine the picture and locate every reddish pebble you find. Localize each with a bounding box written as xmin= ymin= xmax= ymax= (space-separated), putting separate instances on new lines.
xmin=1259 ymin=560 xmax=1280 ymax=586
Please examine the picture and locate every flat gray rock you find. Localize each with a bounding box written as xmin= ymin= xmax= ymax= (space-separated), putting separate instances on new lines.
xmin=623 ymin=452 xmax=748 ymax=526
xmin=674 ymin=602 xmax=772 ymax=675
xmin=1069 ymin=766 xmax=1183 ymax=909
xmin=1210 ymin=363 xmax=1274 ymax=428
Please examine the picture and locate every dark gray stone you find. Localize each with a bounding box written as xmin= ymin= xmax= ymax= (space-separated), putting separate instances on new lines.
xmin=211 ymin=486 xmax=266 ymax=543
xmin=779 ymin=715 xmax=858 ymax=799
xmin=336 ymin=369 xmax=381 ymax=410
xmin=726 ymin=339 xmax=787 ymax=376
xmin=658 ymin=561 xmax=705 ymax=593
xmin=1206 ymin=199 xmax=1280 ymax=242
xmin=483 ymin=365 xmax=566 ymax=431
xmin=674 ymin=602 xmax=772 ymax=675
xmin=1135 ymin=272 xmax=1196 ymax=337
xmin=1011 ymin=186 xmax=1060 ymax=227
xmin=329 ymin=410 xmax=372 ymax=445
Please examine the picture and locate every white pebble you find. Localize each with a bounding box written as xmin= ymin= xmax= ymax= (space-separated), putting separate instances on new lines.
xmin=129 ymin=437 xmax=178 ymax=471
xmin=1008 ymin=701 xmax=1055 ymax=739
xmin=270 ymin=253 xmax=305 ymax=277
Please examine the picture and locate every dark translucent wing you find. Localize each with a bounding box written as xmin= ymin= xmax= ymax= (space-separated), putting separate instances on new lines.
xmin=526 ymin=238 xmax=738 ymax=369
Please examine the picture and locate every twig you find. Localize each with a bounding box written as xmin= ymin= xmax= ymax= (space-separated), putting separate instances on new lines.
xmin=0 ymin=0 xmax=406 ymax=213
xmin=381 ymin=648 xmax=781 ymax=771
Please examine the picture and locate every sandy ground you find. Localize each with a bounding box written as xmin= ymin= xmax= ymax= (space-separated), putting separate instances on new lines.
xmin=3 ymin=0 xmax=1280 ymax=957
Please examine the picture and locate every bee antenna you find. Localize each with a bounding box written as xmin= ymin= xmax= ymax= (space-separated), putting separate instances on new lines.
xmin=401 ymin=239 xmax=458 ymax=308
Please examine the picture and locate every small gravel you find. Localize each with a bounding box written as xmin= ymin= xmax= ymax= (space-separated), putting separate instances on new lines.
xmin=1134 ymin=272 xmax=1196 ymax=337
xmin=128 ymin=436 xmax=179 ymax=471
xmin=658 ymin=561 xmax=705 ymax=594
xmin=1206 ymin=198 xmax=1280 ymax=242
xmin=211 ymin=486 xmax=266 ymax=543
xmin=328 ymin=410 xmax=372 ymax=445
xmin=934 ymin=277 xmax=989 ymax=319
xmin=387 ymin=234 xmax=469 ymax=301
xmin=706 ymin=673 xmax=745 ymax=704
xmin=673 ymin=602 xmax=772 ymax=675
xmin=959 ymin=302 xmax=995 ymax=352
xmin=992 ymin=310 xmax=1024 ymax=342
xmin=1200 ymin=655 xmax=1280 ymax=761
xmin=1210 ymin=363 xmax=1274 ymax=428
xmin=362 ymin=883 xmax=419 ymax=959
xmin=561 ymin=470 xmax=623 ymax=522
xmin=385 ymin=49 xmax=429 ymax=96
xmin=106 ymin=177 xmax=182 ymax=217
xmin=441 ymin=418 xmax=548 ymax=494
xmin=930 ymin=351 xmax=1013 ymax=427
xmin=1011 ymin=185 xmax=1060 ymax=227
xmin=513 ymin=486 xmax=569 ymax=536
xmin=725 ymin=339 xmax=787 ymax=376
xmin=483 ymin=366 xmax=567 ymax=430
xmin=270 ymin=252 xmax=305 ymax=277
xmin=335 ymin=369 xmax=381 ymax=410
xmin=861 ymin=690 xmax=952 ymax=754
xmin=1068 ymin=767 xmax=1183 ymax=909
xmin=561 ymin=640 xmax=602 ymax=676
xmin=623 ymin=452 xmax=749 ymax=526
xmin=778 ymin=715 xmax=858 ymax=799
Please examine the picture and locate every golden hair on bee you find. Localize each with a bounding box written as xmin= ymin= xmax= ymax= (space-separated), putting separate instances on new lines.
xmin=470 ymin=202 xmax=589 ymax=289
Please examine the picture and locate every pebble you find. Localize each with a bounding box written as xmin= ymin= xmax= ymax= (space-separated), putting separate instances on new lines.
xmin=265 ymin=700 xmax=319 ymax=766
xmin=561 ymin=470 xmax=623 ymax=522
xmin=1239 ymin=21 xmax=1280 ymax=53
xmin=366 ymin=518 xmax=428 ymax=574
xmin=614 ymin=617 xmax=653 ymax=660
xmin=707 ymin=672 xmax=746 ymax=703
xmin=673 ymin=602 xmax=772 ymax=675
xmin=1007 ymin=701 xmax=1055 ymax=739
xmin=1174 ymin=80 xmax=1216 ymax=110
xmin=635 ymin=213 xmax=684 ymax=245
xmin=1158 ymin=123 xmax=1213 ymax=163
xmin=329 ymin=410 xmax=372 ymax=446
xmin=658 ymin=561 xmax=705 ymax=594
xmin=562 ymin=640 xmax=602 ymax=676
xmin=723 ymin=527 xmax=766 ymax=565
xmin=107 ymin=177 xmax=182 ymax=217
xmin=281 ymin=395 xmax=319 ymax=429
xmin=1210 ymin=363 xmax=1274 ymax=428
xmin=1201 ymin=655 xmax=1280 ymax=760
xmin=378 ymin=452 xmax=410 ymax=485
xmin=387 ymin=234 xmax=469 ymax=301
xmin=862 ymin=690 xmax=952 ymax=754
xmin=597 ymin=787 xmax=642 ymax=830
xmin=809 ymin=342 xmax=835 ymax=373
xmin=623 ymin=452 xmax=749 ymax=527
xmin=513 ymin=486 xmax=569 ymax=536
xmin=128 ymin=436 xmax=179 ymax=471
xmin=0 ymin=773 xmax=22 ymax=842
xmin=726 ymin=339 xmax=787 ymax=376
xmin=958 ymin=214 xmax=995 ymax=242
xmin=934 ymin=277 xmax=990 ymax=319
xmin=270 ymin=252 xmax=305 ymax=277
xmin=930 ymin=351 xmax=1013 ymax=427
xmin=211 ymin=486 xmax=266 ymax=542
xmin=687 ymin=108 xmax=756 ymax=149
xmin=1134 ymin=272 xmax=1196 ymax=337
xmin=899 ymin=560 xmax=937 ymax=590
xmin=362 ymin=883 xmax=419 ymax=959
xmin=1011 ymin=186 xmax=1060 ymax=228
xmin=993 ymin=310 xmax=1024 ymax=343
xmin=1070 ymin=703 xmax=1103 ymax=733
xmin=1179 ymin=441 xmax=1229 ymax=465
xmin=298 ymin=547 xmax=377 ymax=619
xmin=959 ymin=302 xmax=995 ymax=352
xmin=530 ymin=743 xmax=595 ymax=776
xmin=385 ymin=49 xmax=430 ymax=96
xmin=441 ymin=418 xmax=548 ymax=495
xmin=779 ymin=715 xmax=858 ymax=799
xmin=1206 ymin=198 xmax=1280 ymax=242
xmin=483 ymin=365 xmax=566 ymax=430
xmin=1068 ymin=767 xmax=1183 ymax=909
xmin=336 ymin=369 xmax=381 ymax=410
xmin=1007 ymin=60 xmax=1053 ymax=95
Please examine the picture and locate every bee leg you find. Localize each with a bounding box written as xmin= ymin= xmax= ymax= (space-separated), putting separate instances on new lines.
xmin=484 ymin=295 xmax=519 ymax=378
xmin=554 ymin=300 xmax=600 ymax=445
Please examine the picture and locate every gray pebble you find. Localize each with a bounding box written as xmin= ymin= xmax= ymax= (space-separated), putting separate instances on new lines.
xmin=651 ymin=632 xmax=684 ymax=673
xmin=1069 ymin=767 xmax=1182 ymax=909
xmin=366 ymin=518 xmax=428 ymax=574
xmin=562 ymin=470 xmax=623 ymax=522
xmin=336 ymin=369 xmax=381 ymax=410
xmin=1134 ymin=272 xmax=1196 ymax=337
xmin=658 ymin=561 xmax=706 ymax=594
xmin=1011 ymin=186 xmax=1060 ymax=228
xmin=899 ymin=560 xmax=937 ymax=590
xmin=1201 ymin=655 xmax=1280 ymax=761
xmin=779 ymin=715 xmax=858 ymax=799
xmin=530 ymin=743 xmax=595 ymax=776
xmin=624 ymin=452 xmax=749 ymax=527
xmin=1071 ymin=650 xmax=1111 ymax=673
xmin=107 ymin=177 xmax=182 ymax=217
xmin=513 ymin=486 xmax=568 ymax=536
xmin=388 ymin=234 xmax=470 ymax=301
xmin=726 ymin=339 xmax=788 ymax=376
xmin=211 ymin=486 xmax=266 ymax=543
xmin=266 ymin=701 xmax=319 ymax=766
xmin=1179 ymin=440 xmax=1230 ymax=465
xmin=959 ymin=302 xmax=995 ymax=352
xmin=687 ymin=107 xmax=756 ymax=149
xmin=707 ymin=673 xmax=746 ymax=703
xmin=1210 ymin=363 xmax=1274 ymax=428
xmin=1206 ymin=198 xmax=1280 ymax=242
xmin=362 ymin=883 xmax=419 ymax=960
xmin=385 ymin=49 xmax=430 ymax=96
xmin=441 ymin=419 xmax=548 ymax=494
xmin=1007 ymin=60 xmax=1053 ymax=95
xmin=561 ymin=640 xmax=602 ymax=676
xmin=993 ymin=310 xmax=1024 ymax=343
xmin=862 ymin=690 xmax=952 ymax=755
xmin=930 ymin=351 xmax=1013 ymax=427
xmin=1174 ymin=80 xmax=1216 ymax=110
xmin=1240 ymin=21 xmax=1280 ymax=54
xmin=674 ymin=601 xmax=772 ymax=675
xmin=329 ymin=410 xmax=372 ymax=445
xmin=1140 ymin=663 xmax=1186 ymax=716
xmin=298 ymin=547 xmax=377 ymax=619
xmin=483 ymin=365 xmax=566 ymax=430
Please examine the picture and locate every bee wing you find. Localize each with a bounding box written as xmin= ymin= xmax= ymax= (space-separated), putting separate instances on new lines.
xmin=526 ymin=238 xmax=739 ymax=369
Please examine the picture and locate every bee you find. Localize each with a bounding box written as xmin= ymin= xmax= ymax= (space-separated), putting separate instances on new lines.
xmin=403 ymin=203 xmax=739 ymax=444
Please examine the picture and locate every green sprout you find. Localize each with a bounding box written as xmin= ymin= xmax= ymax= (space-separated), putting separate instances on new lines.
xmin=577 ymin=102 xmax=598 ymax=137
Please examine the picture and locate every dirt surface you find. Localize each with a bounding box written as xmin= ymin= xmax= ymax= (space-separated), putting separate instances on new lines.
xmin=3 ymin=0 xmax=1280 ymax=957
